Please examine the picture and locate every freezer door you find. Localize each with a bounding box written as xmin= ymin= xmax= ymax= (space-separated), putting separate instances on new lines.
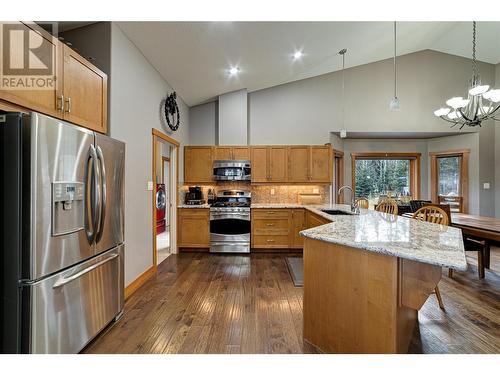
xmin=28 ymin=113 xmax=96 ymax=279
xmin=26 ymin=245 xmax=124 ymax=354
xmin=94 ymin=133 xmax=125 ymax=254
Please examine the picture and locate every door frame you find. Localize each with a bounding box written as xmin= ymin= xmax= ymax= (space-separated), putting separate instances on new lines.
xmin=152 ymin=129 xmax=179 ymax=268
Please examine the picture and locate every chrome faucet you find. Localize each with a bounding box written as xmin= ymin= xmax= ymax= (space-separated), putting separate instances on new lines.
xmin=337 ymin=185 xmax=359 ymax=213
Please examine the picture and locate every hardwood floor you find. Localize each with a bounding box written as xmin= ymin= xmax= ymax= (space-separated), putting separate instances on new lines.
xmin=84 ymin=248 xmax=500 ymax=354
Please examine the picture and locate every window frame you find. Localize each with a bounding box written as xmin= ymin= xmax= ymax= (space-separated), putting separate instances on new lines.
xmin=350 ymin=152 xmax=421 ymax=200
xmin=429 ymin=149 xmax=469 ymax=214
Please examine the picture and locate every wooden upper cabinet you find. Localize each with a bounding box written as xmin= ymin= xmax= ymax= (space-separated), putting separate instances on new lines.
xmin=62 ymin=45 xmax=108 ymax=133
xmin=0 ymin=22 xmax=62 ymax=117
xmin=288 ymin=146 xmax=310 ymax=182
xmin=184 ymin=146 xmax=214 ymax=183
xmin=269 ymin=146 xmax=288 ymax=182
xmin=214 ymin=146 xmax=250 ymax=160
xmin=310 ymin=145 xmax=332 ymax=183
xmin=0 ymin=23 xmax=108 ymax=133
xmin=214 ymin=146 xmax=232 ymax=160
xmin=250 ymin=146 xmax=269 ymax=182
xmin=232 ymin=146 xmax=250 ymax=160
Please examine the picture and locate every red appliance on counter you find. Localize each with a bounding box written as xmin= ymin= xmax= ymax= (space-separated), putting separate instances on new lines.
xmin=156 ymin=183 xmax=166 ymax=234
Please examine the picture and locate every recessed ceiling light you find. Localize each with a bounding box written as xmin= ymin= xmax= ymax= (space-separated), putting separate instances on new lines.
xmin=229 ymin=67 xmax=239 ymax=75
xmin=293 ymin=51 xmax=303 ymax=59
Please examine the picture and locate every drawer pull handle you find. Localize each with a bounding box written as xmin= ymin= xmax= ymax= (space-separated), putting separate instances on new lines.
xmin=266 ymin=239 xmax=275 ymax=242
xmin=267 ymin=211 xmax=275 ymax=214
xmin=266 ymin=223 xmax=275 ymax=226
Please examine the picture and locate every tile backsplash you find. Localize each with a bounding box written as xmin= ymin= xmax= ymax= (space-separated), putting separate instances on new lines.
xmin=180 ymin=183 xmax=331 ymax=205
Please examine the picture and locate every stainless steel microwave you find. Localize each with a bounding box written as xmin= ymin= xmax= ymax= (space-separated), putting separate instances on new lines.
xmin=213 ymin=160 xmax=251 ymax=181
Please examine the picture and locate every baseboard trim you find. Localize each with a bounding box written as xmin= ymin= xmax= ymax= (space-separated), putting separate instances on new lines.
xmin=124 ymin=265 xmax=156 ymax=300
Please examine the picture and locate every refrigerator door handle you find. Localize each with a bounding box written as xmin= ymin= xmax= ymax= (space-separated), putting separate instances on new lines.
xmin=85 ymin=144 xmax=101 ymax=244
xmin=95 ymin=146 xmax=107 ymax=242
xmin=51 ymin=253 xmax=119 ymax=289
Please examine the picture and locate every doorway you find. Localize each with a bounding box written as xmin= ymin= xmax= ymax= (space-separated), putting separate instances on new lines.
xmin=152 ymin=129 xmax=179 ymax=268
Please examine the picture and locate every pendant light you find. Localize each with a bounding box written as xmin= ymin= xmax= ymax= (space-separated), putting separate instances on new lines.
xmin=339 ymin=48 xmax=347 ymax=137
xmin=389 ymin=21 xmax=400 ymax=111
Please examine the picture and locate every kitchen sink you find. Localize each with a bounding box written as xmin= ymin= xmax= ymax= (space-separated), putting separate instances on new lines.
xmin=320 ymin=209 xmax=355 ymax=215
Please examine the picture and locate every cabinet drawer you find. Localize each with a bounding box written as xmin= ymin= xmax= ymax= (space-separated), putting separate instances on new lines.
xmin=253 ymin=218 xmax=290 ymax=232
xmin=178 ymin=208 xmax=209 ymax=217
xmin=252 ymin=209 xmax=290 ymax=219
xmin=252 ymin=234 xmax=290 ymax=248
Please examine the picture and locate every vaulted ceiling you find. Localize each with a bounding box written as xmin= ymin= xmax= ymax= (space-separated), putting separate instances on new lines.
xmin=118 ymin=21 xmax=500 ymax=106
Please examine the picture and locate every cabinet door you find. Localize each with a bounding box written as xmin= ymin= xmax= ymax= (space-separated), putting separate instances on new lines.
xmin=184 ymin=146 xmax=213 ymax=183
xmin=269 ymin=146 xmax=288 ymax=182
xmin=214 ymin=146 xmax=232 ymax=160
xmin=177 ymin=209 xmax=209 ymax=248
xmin=232 ymin=146 xmax=250 ymax=160
xmin=0 ymin=22 xmax=62 ymax=118
xmin=288 ymin=146 xmax=310 ymax=182
xmin=291 ymin=209 xmax=306 ymax=248
xmin=62 ymin=45 xmax=108 ymax=133
xmin=250 ymin=146 xmax=269 ymax=182
xmin=310 ymin=145 xmax=332 ymax=183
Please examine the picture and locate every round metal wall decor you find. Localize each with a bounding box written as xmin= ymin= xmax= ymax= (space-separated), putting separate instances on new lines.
xmin=164 ymin=92 xmax=180 ymax=131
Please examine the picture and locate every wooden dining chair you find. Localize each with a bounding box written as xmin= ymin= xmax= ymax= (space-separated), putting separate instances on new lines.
xmin=355 ymin=197 xmax=369 ymax=209
xmin=409 ymin=199 xmax=431 ymax=213
xmin=412 ymin=205 xmax=449 ymax=310
xmin=376 ymin=199 xmax=398 ymax=215
xmin=438 ymin=195 xmax=464 ymax=213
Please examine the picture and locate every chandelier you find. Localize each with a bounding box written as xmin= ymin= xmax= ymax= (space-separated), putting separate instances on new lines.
xmin=434 ymin=21 xmax=500 ymax=128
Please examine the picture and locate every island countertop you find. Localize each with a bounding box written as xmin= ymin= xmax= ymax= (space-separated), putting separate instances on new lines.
xmin=299 ymin=204 xmax=467 ymax=271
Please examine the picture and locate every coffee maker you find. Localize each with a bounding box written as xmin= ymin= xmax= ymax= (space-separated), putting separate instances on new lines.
xmin=184 ymin=186 xmax=205 ymax=205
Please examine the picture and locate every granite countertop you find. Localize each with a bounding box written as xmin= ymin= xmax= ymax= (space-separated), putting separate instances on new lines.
xmin=177 ymin=204 xmax=211 ymax=209
xmin=298 ymin=204 xmax=467 ymax=271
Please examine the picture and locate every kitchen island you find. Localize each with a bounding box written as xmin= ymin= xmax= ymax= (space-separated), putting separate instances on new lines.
xmin=299 ymin=204 xmax=467 ymax=354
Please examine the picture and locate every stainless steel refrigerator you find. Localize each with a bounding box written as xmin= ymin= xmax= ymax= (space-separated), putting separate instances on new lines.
xmin=1 ymin=111 xmax=125 ymax=353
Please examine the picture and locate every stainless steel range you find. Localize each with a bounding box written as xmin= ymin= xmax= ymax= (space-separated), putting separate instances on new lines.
xmin=210 ymin=190 xmax=251 ymax=253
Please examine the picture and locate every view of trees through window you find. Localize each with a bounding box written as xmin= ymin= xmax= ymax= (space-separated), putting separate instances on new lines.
xmin=438 ymin=156 xmax=461 ymax=196
xmin=355 ymin=159 xmax=410 ymax=206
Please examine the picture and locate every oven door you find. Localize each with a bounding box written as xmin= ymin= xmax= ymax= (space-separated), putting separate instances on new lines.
xmin=210 ymin=211 xmax=250 ymax=253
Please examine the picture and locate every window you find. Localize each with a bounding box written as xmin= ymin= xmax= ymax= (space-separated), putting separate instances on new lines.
xmin=351 ymin=153 xmax=421 ymax=208
xmin=430 ymin=149 xmax=469 ymax=213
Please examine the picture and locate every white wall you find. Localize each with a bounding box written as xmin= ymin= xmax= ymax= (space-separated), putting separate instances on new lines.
xmin=218 ymin=89 xmax=248 ymax=145
xmin=109 ymin=23 xmax=190 ymax=285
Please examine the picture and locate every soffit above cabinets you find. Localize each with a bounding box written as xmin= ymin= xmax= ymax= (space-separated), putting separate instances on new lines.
xmin=117 ymin=21 xmax=500 ymax=106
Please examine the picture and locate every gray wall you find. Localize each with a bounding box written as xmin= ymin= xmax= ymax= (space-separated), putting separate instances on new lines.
xmin=218 ymin=89 xmax=248 ymax=145
xmin=109 ymin=23 xmax=190 ymax=286
xmin=496 ymin=64 xmax=500 ymax=219
xmin=248 ymin=50 xmax=495 ymax=143
xmin=189 ymin=101 xmax=217 ymax=145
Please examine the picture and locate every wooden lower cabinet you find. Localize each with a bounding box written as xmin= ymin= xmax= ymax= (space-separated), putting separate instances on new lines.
xmin=177 ymin=208 xmax=210 ymax=250
xmin=306 ymin=210 xmax=331 ymax=229
xmin=251 ymin=208 xmax=329 ymax=250
xmin=291 ymin=209 xmax=306 ymax=248
xmin=251 ymin=209 xmax=292 ymax=249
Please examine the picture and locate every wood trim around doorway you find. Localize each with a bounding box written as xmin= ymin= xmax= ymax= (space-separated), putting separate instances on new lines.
xmin=429 ymin=149 xmax=469 ymax=214
xmin=152 ymin=129 xmax=180 ymax=271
